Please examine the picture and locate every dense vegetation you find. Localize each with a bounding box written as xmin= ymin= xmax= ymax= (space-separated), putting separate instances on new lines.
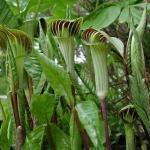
xmin=0 ymin=0 xmax=150 ymax=149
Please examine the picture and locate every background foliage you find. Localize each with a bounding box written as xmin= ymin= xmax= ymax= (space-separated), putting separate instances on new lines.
xmin=0 ymin=0 xmax=150 ymax=150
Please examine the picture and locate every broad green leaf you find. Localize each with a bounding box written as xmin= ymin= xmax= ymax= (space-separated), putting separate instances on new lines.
xmin=35 ymin=51 xmax=74 ymax=105
xmin=31 ymin=93 xmax=55 ymax=123
xmin=23 ymin=125 xmax=45 ymax=150
xmin=70 ymin=114 xmax=81 ymax=150
xmin=76 ymin=101 xmax=105 ymax=149
xmin=25 ymin=0 xmax=74 ymax=18
xmin=24 ymin=55 xmax=42 ymax=87
xmin=50 ymin=124 xmax=71 ymax=150
xmin=46 ymin=0 xmax=74 ymax=18
xmin=25 ymin=0 xmax=51 ymax=13
xmin=0 ymin=0 xmax=20 ymax=27
xmin=82 ymin=5 xmax=121 ymax=30
xmin=119 ymin=6 xmax=142 ymax=25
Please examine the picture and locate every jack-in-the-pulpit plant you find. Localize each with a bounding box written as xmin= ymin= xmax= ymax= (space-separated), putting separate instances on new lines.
xmin=119 ymin=105 xmax=137 ymax=150
xmin=82 ymin=28 xmax=111 ymax=149
xmin=82 ymin=28 xmax=109 ymax=98
xmin=50 ymin=18 xmax=83 ymax=76
xmin=81 ymin=28 xmax=123 ymax=149
xmin=0 ymin=25 xmax=33 ymax=149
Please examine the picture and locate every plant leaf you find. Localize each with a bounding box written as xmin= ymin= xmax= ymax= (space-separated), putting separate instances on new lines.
xmin=76 ymin=100 xmax=105 ymax=149
xmin=0 ymin=116 xmax=14 ymax=150
xmin=70 ymin=114 xmax=81 ymax=150
xmin=130 ymin=8 xmax=146 ymax=77
xmin=82 ymin=5 xmax=121 ymax=30
xmin=50 ymin=124 xmax=71 ymax=150
xmin=119 ymin=6 xmax=142 ymax=25
xmin=25 ymin=0 xmax=74 ymax=18
xmin=24 ymin=55 xmax=42 ymax=88
xmin=31 ymin=92 xmax=55 ymax=124
xmin=130 ymin=75 xmax=150 ymax=133
xmin=23 ymin=125 xmax=45 ymax=150
xmin=0 ymin=0 xmax=19 ymax=27
xmin=35 ymin=51 xmax=74 ymax=106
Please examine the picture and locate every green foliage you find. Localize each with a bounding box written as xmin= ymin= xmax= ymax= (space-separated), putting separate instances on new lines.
xmin=128 ymin=6 xmax=150 ymax=134
xmin=0 ymin=0 xmax=20 ymax=27
xmin=130 ymin=75 xmax=150 ymax=133
xmin=24 ymin=55 xmax=42 ymax=87
xmin=119 ymin=6 xmax=142 ymax=25
xmin=0 ymin=0 xmax=149 ymax=149
xmin=31 ymin=93 xmax=55 ymax=124
xmin=23 ymin=125 xmax=45 ymax=150
xmin=76 ymin=100 xmax=105 ymax=149
xmin=82 ymin=5 xmax=121 ymax=30
xmin=0 ymin=116 xmax=14 ymax=150
xmin=50 ymin=124 xmax=71 ymax=150
xmin=35 ymin=51 xmax=74 ymax=106
xmin=70 ymin=114 xmax=81 ymax=150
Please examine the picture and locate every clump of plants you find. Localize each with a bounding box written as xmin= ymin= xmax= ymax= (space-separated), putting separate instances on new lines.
xmin=0 ymin=0 xmax=149 ymax=150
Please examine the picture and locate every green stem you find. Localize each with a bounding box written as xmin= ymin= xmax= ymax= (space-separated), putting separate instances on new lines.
xmin=17 ymin=89 xmax=26 ymax=130
xmin=0 ymin=100 xmax=6 ymax=120
xmin=10 ymin=91 xmax=21 ymax=127
xmin=124 ymin=123 xmax=135 ymax=150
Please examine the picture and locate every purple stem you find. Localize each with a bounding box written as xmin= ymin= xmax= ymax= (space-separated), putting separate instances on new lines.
xmin=101 ymin=96 xmax=111 ymax=150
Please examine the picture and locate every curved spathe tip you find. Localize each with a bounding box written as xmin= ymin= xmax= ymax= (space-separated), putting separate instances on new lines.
xmin=119 ymin=104 xmax=137 ymax=123
xmin=81 ymin=28 xmax=108 ymax=45
xmin=50 ymin=17 xmax=83 ymax=37
xmin=0 ymin=25 xmax=32 ymax=52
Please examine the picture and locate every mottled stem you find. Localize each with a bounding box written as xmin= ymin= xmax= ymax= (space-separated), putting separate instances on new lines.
xmin=10 ymin=91 xmax=21 ymax=127
xmin=24 ymin=93 xmax=34 ymax=130
xmin=101 ymin=96 xmax=111 ymax=150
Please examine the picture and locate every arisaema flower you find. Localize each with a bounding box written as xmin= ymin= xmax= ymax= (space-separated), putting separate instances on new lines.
xmin=50 ymin=18 xmax=83 ymax=76
xmin=119 ymin=105 xmax=137 ymax=150
xmin=0 ymin=25 xmax=32 ymax=52
xmin=82 ymin=28 xmax=109 ymax=99
xmin=82 ymin=28 xmax=124 ymax=99
xmin=82 ymin=28 xmax=124 ymax=150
